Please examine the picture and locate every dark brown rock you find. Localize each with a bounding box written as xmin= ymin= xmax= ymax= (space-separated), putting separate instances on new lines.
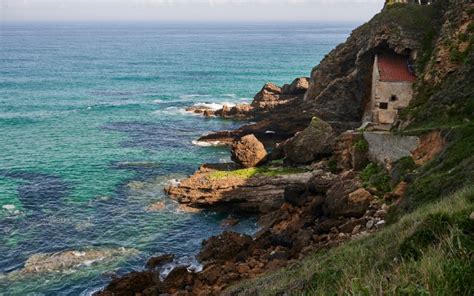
xmin=307 ymin=171 xmax=338 ymax=194
xmin=146 ymin=254 xmax=174 ymax=269
xmin=99 ymin=271 xmax=156 ymax=296
xmin=283 ymin=184 xmax=308 ymax=207
xmin=198 ymin=231 xmax=253 ymax=263
xmin=220 ymin=216 xmax=240 ymax=227
xmin=281 ymin=77 xmax=310 ymax=95
xmin=324 ymin=180 xmax=374 ymax=218
xmin=163 ymin=266 xmax=193 ymax=290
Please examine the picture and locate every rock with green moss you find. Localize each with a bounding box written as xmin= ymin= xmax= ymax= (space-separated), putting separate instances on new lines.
xmin=283 ymin=117 xmax=335 ymax=164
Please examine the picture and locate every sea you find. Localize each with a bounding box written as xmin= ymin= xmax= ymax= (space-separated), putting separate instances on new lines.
xmin=0 ymin=22 xmax=355 ymax=295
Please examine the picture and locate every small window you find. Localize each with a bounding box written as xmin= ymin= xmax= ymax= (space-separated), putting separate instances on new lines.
xmin=379 ymin=102 xmax=388 ymax=109
xmin=390 ymin=95 xmax=398 ymax=102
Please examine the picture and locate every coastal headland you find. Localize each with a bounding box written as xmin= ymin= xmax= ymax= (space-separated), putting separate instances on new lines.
xmin=98 ymin=1 xmax=474 ymax=295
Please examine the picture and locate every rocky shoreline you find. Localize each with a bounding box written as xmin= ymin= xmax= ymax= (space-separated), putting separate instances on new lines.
xmin=96 ymin=1 xmax=472 ymax=294
xmin=97 ymin=84 xmax=438 ymax=295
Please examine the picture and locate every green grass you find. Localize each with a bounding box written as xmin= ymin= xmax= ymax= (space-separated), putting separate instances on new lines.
xmin=208 ymin=166 xmax=307 ymax=180
xmin=360 ymin=163 xmax=392 ymax=193
xmin=225 ymin=186 xmax=474 ymax=295
xmin=393 ymin=124 xmax=474 ymax=216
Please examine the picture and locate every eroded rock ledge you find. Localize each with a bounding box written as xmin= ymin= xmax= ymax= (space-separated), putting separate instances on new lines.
xmin=165 ymin=162 xmax=313 ymax=214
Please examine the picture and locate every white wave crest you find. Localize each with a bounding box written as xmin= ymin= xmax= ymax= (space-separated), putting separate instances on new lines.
xmin=192 ymin=140 xmax=225 ymax=147
xmin=159 ymin=256 xmax=203 ymax=280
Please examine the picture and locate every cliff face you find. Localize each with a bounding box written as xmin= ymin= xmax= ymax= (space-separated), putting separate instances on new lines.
xmin=303 ymin=3 xmax=441 ymax=123
xmin=402 ymin=1 xmax=473 ymax=127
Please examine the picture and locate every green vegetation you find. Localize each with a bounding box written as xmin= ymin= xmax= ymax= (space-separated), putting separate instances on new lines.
xmin=390 ymin=156 xmax=417 ymax=185
xmin=396 ymin=124 xmax=474 ymax=215
xmin=450 ymin=48 xmax=469 ymax=64
xmin=353 ymin=137 xmax=369 ymax=152
xmin=328 ymin=159 xmax=338 ymax=174
xmin=375 ymin=2 xmax=439 ymax=33
xmin=360 ymin=163 xmax=391 ymax=193
xmin=208 ymin=166 xmax=307 ymax=180
xmin=226 ymin=186 xmax=474 ymax=295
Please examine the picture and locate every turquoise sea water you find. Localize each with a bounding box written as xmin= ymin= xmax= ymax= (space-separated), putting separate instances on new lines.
xmin=0 ymin=22 xmax=354 ymax=294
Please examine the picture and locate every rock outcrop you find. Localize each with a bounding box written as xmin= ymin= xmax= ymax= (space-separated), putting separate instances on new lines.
xmin=230 ymin=134 xmax=267 ymax=168
xmin=165 ymin=163 xmax=313 ymax=214
xmin=282 ymin=117 xmax=335 ymax=164
xmin=99 ymin=163 xmax=390 ymax=296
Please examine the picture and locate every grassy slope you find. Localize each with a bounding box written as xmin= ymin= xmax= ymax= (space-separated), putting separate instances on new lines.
xmin=226 ymin=186 xmax=473 ymax=295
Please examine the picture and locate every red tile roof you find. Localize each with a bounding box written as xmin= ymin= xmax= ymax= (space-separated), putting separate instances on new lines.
xmin=377 ymin=54 xmax=416 ymax=82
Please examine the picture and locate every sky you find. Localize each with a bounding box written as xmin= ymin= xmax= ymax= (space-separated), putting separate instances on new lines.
xmin=1 ymin=0 xmax=385 ymax=22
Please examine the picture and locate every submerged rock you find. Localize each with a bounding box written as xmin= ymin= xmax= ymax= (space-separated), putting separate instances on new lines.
xmin=231 ymin=134 xmax=267 ymax=168
xmin=145 ymin=201 xmax=166 ymax=212
xmin=16 ymin=247 xmax=138 ymax=275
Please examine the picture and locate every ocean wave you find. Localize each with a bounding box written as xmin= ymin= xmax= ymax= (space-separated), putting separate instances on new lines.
xmin=179 ymin=93 xmax=245 ymax=101
xmin=190 ymin=102 xmax=236 ymax=111
xmin=179 ymin=94 xmax=212 ymax=100
xmin=151 ymin=107 xmax=198 ymax=116
xmin=191 ymin=140 xmax=225 ymax=147
xmin=159 ymin=256 xmax=203 ymax=280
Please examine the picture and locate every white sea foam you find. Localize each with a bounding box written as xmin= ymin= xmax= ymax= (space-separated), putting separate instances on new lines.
xmin=152 ymin=107 xmax=198 ymax=116
xmin=2 ymin=204 xmax=16 ymax=211
xmin=179 ymin=94 xmax=212 ymax=100
xmin=159 ymin=256 xmax=203 ymax=280
xmin=190 ymin=102 xmax=236 ymax=111
xmin=192 ymin=140 xmax=224 ymax=147
xmin=168 ymin=179 xmax=181 ymax=187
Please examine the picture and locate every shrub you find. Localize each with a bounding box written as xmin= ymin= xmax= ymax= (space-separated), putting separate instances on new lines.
xmin=360 ymin=163 xmax=392 ymax=193
xmin=353 ymin=137 xmax=369 ymax=152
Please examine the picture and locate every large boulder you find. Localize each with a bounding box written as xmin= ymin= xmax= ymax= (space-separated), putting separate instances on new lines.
xmin=324 ymin=179 xmax=373 ymax=218
xmin=283 ymin=117 xmax=335 ymax=164
xmin=231 ymin=134 xmax=267 ymax=168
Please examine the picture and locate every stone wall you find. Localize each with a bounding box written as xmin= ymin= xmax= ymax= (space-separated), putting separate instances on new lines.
xmin=363 ymin=132 xmax=419 ymax=165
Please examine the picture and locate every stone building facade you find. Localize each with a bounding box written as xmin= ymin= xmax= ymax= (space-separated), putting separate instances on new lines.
xmin=366 ymin=53 xmax=416 ymax=126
